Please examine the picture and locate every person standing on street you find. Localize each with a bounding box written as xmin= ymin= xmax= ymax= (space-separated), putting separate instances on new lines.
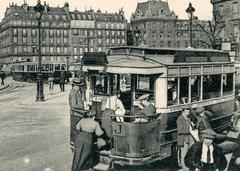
xmin=0 ymin=70 xmax=6 ymax=86
xmin=48 ymin=73 xmax=54 ymax=93
xmin=195 ymin=107 xmax=213 ymax=140
xmin=59 ymin=67 xmax=66 ymax=92
xmin=72 ymin=111 xmax=104 ymax=171
xmin=177 ymin=106 xmax=197 ymax=171
xmin=185 ymin=129 xmax=227 ymax=171
xmin=69 ymin=78 xmax=85 ymax=146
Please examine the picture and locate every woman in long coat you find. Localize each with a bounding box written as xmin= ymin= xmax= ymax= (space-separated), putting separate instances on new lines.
xmin=72 ymin=111 xmax=104 ymax=171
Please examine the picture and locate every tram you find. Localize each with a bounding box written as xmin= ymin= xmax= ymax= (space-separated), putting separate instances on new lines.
xmin=11 ymin=61 xmax=71 ymax=83
xmin=73 ymin=47 xmax=237 ymax=168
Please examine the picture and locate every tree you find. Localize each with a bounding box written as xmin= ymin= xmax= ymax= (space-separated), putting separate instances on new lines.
xmin=197 ymin=9 xmax=225 ymax=49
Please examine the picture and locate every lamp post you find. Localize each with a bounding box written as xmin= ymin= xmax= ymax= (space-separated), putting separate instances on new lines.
xmin=186 ymin=2 xmax=195 ymax=47
xmin=34 ymin=0 xmax=44 ymax=101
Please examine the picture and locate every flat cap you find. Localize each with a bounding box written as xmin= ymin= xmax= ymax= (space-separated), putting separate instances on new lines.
xmin=138 ymin=94 xmax=149 ymax=101
xmin=201 ymin=129 xmax=216 ymax=139
xmin=195 ymin=106 xmax=205 ymax=115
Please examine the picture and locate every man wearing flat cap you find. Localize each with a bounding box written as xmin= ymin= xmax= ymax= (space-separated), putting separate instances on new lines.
xmin=69 ymin=77 xmax=86 ymax=145
xmin=195 ymin=106 xmax=213 ymax=140
xmin=185 ymin=129 xmax=227 ymax=171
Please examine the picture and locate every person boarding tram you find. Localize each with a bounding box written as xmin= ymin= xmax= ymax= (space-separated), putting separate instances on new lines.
xmin=69 ymin=78 xmax=86 ymax=145
xmin=185 ymin=129 xmax=227 ymax=171
xmin=72 ymin=111 xmax=104 ymax=171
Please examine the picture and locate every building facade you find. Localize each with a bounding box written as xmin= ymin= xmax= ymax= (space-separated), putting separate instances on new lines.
xmin=0 ymin=1 xmax=127 ymax=66
xmin=130 ymin=0 xmax=210 ymax=48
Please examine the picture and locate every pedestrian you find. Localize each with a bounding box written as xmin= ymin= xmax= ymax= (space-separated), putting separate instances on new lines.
xmin=48 ymin=73 xmax=54 ymax=93
xmin=177 ymin=106 xmax=198 ymax=171
xmin=185 ymin=129 xmax=227 ymax=171
xmin=69 ymin=78 xmax=85 ymax=146
xmin=195 ymin=106 xmax=213 ymax=140
xmin=134 ymin=94 xmax=156 ymax=123
xmin=0 ymin=70 xmax=6 ymax=86
xmin=59 ymin=67 xmax=66 ymax=92
xmin=72 ymin=111 xmax=104 ymax=171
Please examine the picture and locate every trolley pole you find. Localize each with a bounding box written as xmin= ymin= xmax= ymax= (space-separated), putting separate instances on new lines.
xmin=34 ymin=0 xmax=45 ymax=101
xmin=186 ymin=2 xmax=195 ymax=47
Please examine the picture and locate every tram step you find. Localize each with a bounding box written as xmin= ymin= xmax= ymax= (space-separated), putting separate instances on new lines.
xmin=99 ymin=150 xmax=112 ymax=165
xmin=93 ymin=163 xmax=110 ymax=171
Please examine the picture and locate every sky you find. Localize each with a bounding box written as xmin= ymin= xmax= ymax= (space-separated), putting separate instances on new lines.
xmin=0 ymin=0 xmax=213 ymax=21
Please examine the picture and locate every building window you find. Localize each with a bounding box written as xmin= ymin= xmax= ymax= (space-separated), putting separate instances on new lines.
xmin=106 ymin=30 xmax=109 ymax=36
xmin=98 ymin=47 xmax=102 ymax=52
xmin=23 ymin=37 xmax=27 ymax=44
xmin=50 ymin=47 xmax=54 ymax=53
xmin=50 ymin=38 xmax=54 ymax=44
xmin=32 ymin=37 xmax=36 ymax=44
xmin=32 ymin=29 xmax=36 ymax=35
xmin=98 ymin=38 xmax=102 ymax=44
xmin=13 ymin=37 xmax=18 ymax=43
xmin=106 ymin=39 xmax=109 ymax=44
xmin=73 ymin=29 xmax=78 ymax=35
xmin=98 ymin=30 xmax=102 ymax=36
xmin=57 ymin=47 xmax=60 ymax=53
xmin=13 ymin=29 xmax=18 ymax=35
xmin=111 ymin=31 xmax=114 ymax=36
xmin=159 ymin=34 xmax=163 ymax=39
xmin=64 ymin=38 xmax=68 ymax=44
xmin=64 ymin=47 xmax=68 ymax=54
xmin=111 ymin=39 xmax=115 ymax=44
xmin=122 ymin=31 xmax=125 ymax=36
xmin=233 ymin=2 xmax=239 ymax=13
xmin=122 ymin=39 xmax=125 ymax=44
xmin=117 ymin=39 xmax=120 ymax=44
xmin=64 ymin=30 xmax=68 ymax=36
xmin=90 ymin=47 xmax=93 ymax=52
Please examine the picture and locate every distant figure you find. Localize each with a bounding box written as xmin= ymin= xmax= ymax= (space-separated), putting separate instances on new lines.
xmin=59 ymin=68 xmax=66 ymax=92
xmin=48 ymin=73 xmax=54 ymax=93
xmin=0 ymin=71 xmax=6 ymax=86
xmin=185 ymin=129 xmax=227 ymax=171
xmin=134 ymin=94 xmax=156 ymax=123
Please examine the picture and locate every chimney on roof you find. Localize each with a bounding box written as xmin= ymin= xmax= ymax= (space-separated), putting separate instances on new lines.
xmin=64 ymin=2 xmax=69 ymax=13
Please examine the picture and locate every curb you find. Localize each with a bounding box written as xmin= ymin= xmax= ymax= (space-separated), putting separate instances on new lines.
xmin=0 ymin=84 xmax=9 ymax=90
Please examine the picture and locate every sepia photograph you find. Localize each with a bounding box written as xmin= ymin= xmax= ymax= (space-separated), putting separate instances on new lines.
xmin=0 ymin=0 xmax=239 ymax=170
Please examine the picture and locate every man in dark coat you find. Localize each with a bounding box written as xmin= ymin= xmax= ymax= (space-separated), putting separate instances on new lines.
xmin=59 ymin=69 xmax=66 ymax=92
xmin=185 ymin=129 xmax=227 ymax=171
xmin=0 ymin=71 xmax=6 ymax=85
xmin=69 ymin=78 xmax=86 ymax=146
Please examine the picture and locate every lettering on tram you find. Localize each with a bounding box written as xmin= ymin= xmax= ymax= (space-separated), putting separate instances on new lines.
xmin=70 ymin=47 xmax=238 ymax=170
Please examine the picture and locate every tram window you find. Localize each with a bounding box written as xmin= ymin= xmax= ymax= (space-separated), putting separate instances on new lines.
xmin=223 ymin=73 xmax=233 ymax=96
xmin=203 ymin=75 xmax=221 ymax=100
xmin=93 ymin=74 xmax=110 ymax=95
xmin=191 ymin=76 xmax=201 ymax=102
xmin=180 ymin=77 xmax=189 ymax=104
xmin=168 ymin=78 xmax=178 ymax=106
xmin=136 ymin=75 xmax=154 ymax=100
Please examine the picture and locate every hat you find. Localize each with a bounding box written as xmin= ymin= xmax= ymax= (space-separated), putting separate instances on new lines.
xmin=181 ymin=105 xmax=192 ymax=111
xmin=138 ymin=94 xmax=149 ymax=101
xmin=195 ymin=106 xmax=205 ymax=115
xmin=72 ymin=78 xmax=84 ymax=86
xmin=201 ymin=129 xmax=216 ymax=139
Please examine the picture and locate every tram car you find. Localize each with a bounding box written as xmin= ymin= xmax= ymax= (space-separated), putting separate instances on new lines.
xmin=72 ymin=47 xmax=238 ymax=169
xmin=11 ymin=61 xmax=71 ymax=83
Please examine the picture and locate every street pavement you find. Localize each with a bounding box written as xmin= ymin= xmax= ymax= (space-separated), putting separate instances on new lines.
xmin=0 ymin=77 xmax=72 ymax=171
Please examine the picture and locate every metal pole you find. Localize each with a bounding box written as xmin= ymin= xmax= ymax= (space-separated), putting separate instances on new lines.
xmin=190 ymin=13 xmax=193 ymax=47
xmin=36 ymin=17 xmax=44 ymax=101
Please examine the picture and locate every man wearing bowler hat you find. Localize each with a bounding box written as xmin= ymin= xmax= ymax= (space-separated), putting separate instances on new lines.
xmin=69 ymin=77 xmax=86 ymax=147
xmin=185 ymin=129 xmax=227 ymax=171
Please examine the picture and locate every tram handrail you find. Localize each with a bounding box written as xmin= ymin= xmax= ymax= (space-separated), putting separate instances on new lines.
xmin=103 ymin=112 xmax=161 ymax=118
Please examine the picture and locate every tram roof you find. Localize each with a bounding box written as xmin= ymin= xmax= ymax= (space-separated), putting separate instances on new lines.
xmin=82 ymin=47 xmax=232 ymax=75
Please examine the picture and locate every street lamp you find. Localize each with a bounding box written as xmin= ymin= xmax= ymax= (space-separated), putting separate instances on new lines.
xmin=34 ymin=0 xmax=45 ymax=101
xmin=186 ymin=2 xmax=195 ymax=47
